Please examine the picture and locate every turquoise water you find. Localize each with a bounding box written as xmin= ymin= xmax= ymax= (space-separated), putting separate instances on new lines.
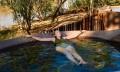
xmin=0 ymin=39 xmax=120 ymax=72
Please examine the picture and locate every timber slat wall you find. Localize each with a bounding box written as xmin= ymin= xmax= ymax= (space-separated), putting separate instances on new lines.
xmin=57 ymin=11 xmax=120 ymax=31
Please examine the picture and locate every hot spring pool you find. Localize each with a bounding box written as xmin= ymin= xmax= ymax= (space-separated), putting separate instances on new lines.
xmin=0 ymin=39 xmax=120 ymax=72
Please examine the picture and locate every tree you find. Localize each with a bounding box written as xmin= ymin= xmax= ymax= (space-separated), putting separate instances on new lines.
xmin=0 ymin=0 xmax=36 ymax=34
xmin=52 ymin=0 xmax=67 ymax=21
xmin=34 ymin=0 xmax=53 ymax=21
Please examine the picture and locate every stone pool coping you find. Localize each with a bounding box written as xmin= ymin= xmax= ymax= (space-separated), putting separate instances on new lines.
xmin=78 ymin=29 xmax=120 ymax=41
xmin=0 ymin=30 xmax=120 ymax=50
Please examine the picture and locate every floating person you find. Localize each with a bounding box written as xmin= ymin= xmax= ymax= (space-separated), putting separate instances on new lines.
xmin=26 ymin=30 xmax=87 ymax=65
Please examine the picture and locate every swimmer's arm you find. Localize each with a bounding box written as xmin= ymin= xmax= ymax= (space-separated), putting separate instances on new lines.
xmin=63 ymin=31 xmax=83 ymax=39
xmin=63 ymin=36 xmax=74 ymax=40
xmin=25 ymin=35 xmax=55 ymax=42
xmin=32 ymin=36 xmax=55 ymax=41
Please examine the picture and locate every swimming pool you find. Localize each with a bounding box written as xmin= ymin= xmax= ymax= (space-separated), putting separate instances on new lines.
xmin=0 ymin=39 xmax=120 ymax=72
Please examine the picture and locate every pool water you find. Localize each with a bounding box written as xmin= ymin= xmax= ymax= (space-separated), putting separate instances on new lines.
xmin=0 ymin=39 xmax=120 ymax=72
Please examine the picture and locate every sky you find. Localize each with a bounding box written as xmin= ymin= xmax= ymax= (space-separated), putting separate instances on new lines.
xmin=0 ymin=14 xmax=14 ymax=27
xmin=112 ymin=8 xmax=120 ymax=12
xmin=0 ymin=6 xmax=14 ymax=28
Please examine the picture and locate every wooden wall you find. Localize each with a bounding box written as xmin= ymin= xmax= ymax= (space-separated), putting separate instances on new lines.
xmin=57 ymin=11 xmax=120 ymax=31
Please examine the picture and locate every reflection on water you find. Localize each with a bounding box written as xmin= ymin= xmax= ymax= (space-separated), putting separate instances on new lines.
xmin=0 ymin=39 xmax=120 ymax=72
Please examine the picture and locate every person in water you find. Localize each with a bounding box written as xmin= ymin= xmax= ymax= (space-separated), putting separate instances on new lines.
xmin=54 ymin=30 xmax=87 ymax=65
xmin=26 ymin=30 xmax=87 ymax=65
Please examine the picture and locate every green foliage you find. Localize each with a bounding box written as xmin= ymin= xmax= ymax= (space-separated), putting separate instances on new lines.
xmin=0 ymin=0 xmax=35 ymax=34
xmin=34 ymin=0 xmax=54 ymax=19
xmin=0 ymin=28 xmax=16 ymax=40
xmin=72 ymin=0 xmax=120 ymax=11
xmin=75 ymin=0 xmax=81 ymax=7
xmin=0 ymin=0 xmax=120 ymax=20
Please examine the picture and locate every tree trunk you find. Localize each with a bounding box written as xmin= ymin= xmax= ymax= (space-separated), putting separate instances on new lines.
xmin=26 ymin=20 xmax=31 ymax=35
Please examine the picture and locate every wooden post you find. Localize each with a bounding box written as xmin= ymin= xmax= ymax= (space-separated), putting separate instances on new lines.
xmin=104 ymin=12 xmax=108 ymax=30
xmin=64 ymin=25 xmax=66 ymax=31
xmin=73 ymin=23 xmax=75 ymax=30
xmin=83 ymin=18 xmax=85 ymax=30
xmin=80 ymin=20 xmax=81 ymax=30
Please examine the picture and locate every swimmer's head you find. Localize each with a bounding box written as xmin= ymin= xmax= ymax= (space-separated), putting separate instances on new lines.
xmin=54 ymin=30 xmax=61 ymax=39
